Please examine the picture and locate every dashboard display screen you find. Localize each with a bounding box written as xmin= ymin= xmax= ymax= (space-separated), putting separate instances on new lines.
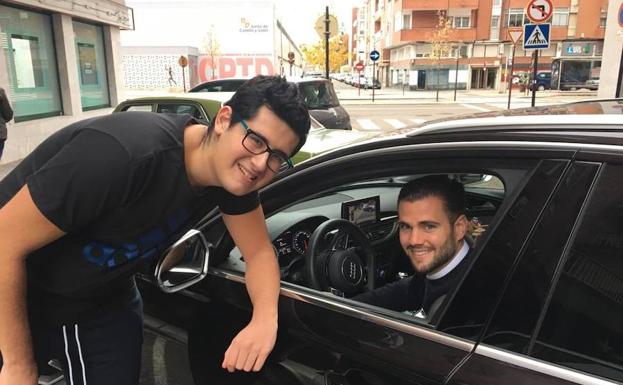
xmin=341 ymin=196 xmax=380 ymax=225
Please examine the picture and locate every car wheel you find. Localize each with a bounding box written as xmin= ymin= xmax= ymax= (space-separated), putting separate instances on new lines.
xmin=305 ymin=219 xmax=376 ymax=295
xmin=537 ymin=85 xmax=545 ymax=91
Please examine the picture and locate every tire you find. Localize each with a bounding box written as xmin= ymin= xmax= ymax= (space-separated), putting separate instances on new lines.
xmin=537 ymin=85 xmax=545 ymax=91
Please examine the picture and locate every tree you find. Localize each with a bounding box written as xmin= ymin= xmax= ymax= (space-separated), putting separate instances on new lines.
xmin=301 ymin=35 xmax=349 ymax=74
xmin=429 ymin=12 xmax=453 ymax=101
xmin=201 ymin=25 xmax=221 ymax=79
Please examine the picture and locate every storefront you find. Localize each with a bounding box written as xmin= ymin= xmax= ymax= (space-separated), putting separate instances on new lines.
xmin=0 ymin=0 xmax=132 ymax=163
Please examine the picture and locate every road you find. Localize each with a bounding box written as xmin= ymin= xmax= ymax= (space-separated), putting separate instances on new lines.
xmin=343 ymin=103 xmax=493 ymax=132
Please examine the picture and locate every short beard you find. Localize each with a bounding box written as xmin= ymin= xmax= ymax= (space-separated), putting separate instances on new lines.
xmin=416 ymin=230 xmax=458 ymax=274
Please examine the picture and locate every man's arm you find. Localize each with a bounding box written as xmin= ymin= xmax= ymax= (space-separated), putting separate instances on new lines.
xmin=220 ymin=205 xmax=279 ymax=373
xmin=0 ymin=185 xmax=66 ymax=385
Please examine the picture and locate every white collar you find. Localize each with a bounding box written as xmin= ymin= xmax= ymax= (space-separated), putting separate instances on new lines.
xmin=426 ymin=241 xmax=469 ymax=280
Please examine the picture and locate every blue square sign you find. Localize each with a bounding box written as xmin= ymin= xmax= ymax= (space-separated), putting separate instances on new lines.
xmin=523 ymin=23 xmax=550 ymax=50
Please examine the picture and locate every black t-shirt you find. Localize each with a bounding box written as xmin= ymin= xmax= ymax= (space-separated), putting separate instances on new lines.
xmin=0 ymin=111 xmax=259 ymax=324
xmin=354 ymin=248 xmax=473 ymax=317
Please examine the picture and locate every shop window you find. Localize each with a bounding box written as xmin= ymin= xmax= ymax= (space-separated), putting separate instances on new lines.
xmin=0 ymin=5 xmax=62 ymax=121
xmin=73 ymin=21 xmax=110 ymax=111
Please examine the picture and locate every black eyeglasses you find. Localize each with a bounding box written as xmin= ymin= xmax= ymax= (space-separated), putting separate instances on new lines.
xmin=237 ymin=117 xmax=293 ymax=173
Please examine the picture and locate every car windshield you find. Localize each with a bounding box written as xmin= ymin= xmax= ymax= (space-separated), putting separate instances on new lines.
xmin=299 ymin=82 xmax=340 ymax=109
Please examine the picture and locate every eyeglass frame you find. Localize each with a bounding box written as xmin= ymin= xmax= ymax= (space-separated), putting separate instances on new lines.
xmin=234 ymin=114 xmax=294 ymax=173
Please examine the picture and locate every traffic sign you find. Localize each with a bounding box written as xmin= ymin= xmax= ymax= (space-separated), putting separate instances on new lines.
xmin=370 ymin=50 xmax=380 ymax=62
xmin=508 ymin=30 xmax=523 ymax=44
xmin=178 ymin=55 xmax=188 ymax=68
xmin=523 ymin=23 xmax=550 ymax=49
xmin=355 ymin=61 xmax=365 ymax=72
xmin=525 ymin=0 xmax=553 ymax=23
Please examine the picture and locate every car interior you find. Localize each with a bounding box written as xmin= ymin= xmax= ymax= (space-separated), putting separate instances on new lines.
xmin=216 ymin=173 xmax=505 ymax=321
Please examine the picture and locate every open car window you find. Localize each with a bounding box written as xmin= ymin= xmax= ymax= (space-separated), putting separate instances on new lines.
xmin=220 ymin=172 xmax=509 ymax=325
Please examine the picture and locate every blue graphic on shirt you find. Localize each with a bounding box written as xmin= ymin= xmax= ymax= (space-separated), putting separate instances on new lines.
xmin=82 ymin=208 xmax=190 ymax=268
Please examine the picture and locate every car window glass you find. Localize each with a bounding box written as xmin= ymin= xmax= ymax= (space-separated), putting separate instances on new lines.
xmin=300 ymin=82 xmax=339 ymax=108
xmin=439 ymin=160 xmax=568 ymax=339
xmin=157 ymin=103 xmax=203 ymax=119
xmin=479 ymin=162 xmax=598 ymax=353
xmin=530 ymin=164 xmax=623 ymax=383
xmin=123 ymin=104 xmax=152 ymax=112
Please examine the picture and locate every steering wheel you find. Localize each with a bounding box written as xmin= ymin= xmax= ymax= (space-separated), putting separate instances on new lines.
xmin=305 ymin=219 xmax=375 ymax=295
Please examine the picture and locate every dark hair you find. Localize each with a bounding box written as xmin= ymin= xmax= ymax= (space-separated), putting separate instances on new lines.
xmin=209 ymin=75 xmax=310 ymax=156
xmin=398 ymin=175 xmax=466 ymax=221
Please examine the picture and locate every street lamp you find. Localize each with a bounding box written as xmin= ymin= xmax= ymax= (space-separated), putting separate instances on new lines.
xmin=453 ymin=45 xmax=459 ymax=101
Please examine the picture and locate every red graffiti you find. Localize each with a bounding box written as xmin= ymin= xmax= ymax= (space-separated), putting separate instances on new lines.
xmin=198 ymin=56 xmax=274 ymax=81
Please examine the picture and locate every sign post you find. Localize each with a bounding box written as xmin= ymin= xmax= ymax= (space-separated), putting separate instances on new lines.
xmin=369 ymin=49 xmax=380 ymax=102
xmin=178 ymin=55 xmax=188 ymax=92
xmin=507 ymin=30 xmax=523 ymax=109
xmin=523 ymin=0 xmax=552 ymax=107
xmin=355 ymin=61 xmax=365 ymax=97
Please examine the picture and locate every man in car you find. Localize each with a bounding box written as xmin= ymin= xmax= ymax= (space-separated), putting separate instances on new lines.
xmin=0 ymin=75 xmax=310 ymax=385
xmin=354 ymin=175 xmax=471 ymax=320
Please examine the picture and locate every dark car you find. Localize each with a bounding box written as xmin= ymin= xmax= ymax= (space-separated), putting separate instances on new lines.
xmin=189 ymin=78 xmax=250 ymax=92
xmin=189 ymin=77 xmax=352 ymax=130
xmin=530 ymin=71 xmax=551 ymax=91
xmin=140 ymin=100 xmax=623 ymax=385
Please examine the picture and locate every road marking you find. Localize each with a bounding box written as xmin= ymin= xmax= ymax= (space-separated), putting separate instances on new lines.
xmin=410 ymin=118 xmax=427 ymax=124
xmin=357 ymin=119 xmax=380 ymax=131
xmin=384 ymin=119 xmax=406 ymax=129
xmin=460 ymin=103 xmax=491 ymax=112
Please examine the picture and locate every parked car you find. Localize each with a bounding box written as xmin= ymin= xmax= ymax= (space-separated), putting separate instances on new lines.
xmin=189 ymin=77 xmax=352 ymax=130
xmin=140 ymin=99 xmax=623 ymax=385
xmin=113 ymin=93 xmax=369 ymax=165
xmin=189 ymin=78 xmax=250 ymax=93
xmin=530 ymin=71 xmax=551 ymax=91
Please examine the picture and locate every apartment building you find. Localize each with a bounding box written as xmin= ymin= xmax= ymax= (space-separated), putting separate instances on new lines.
xmin=353 ymin=0 xmax=607 ymax=91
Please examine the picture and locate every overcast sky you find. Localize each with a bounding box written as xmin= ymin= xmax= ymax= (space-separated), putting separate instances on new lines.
xmin=121 ymin=0 xmax=362 ymax=48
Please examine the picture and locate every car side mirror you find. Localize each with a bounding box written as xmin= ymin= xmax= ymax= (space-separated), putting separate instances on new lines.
xmin=153 ymin=229 xmax=210 ymax=293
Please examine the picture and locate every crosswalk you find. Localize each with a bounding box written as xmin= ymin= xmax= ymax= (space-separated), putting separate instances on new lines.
xmin=353 ymin=117 xmax=445 ymax=131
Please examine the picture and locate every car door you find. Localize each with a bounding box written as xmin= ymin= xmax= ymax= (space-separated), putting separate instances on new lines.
xmin=446 ymin=157 xmax=623 ymax=385
xmin=191 ymin=140 xmax=578 ymax=385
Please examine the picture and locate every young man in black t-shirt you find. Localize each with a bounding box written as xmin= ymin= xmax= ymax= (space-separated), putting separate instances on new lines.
xmin=0 ymin=76 xmax=310 ymax=385
xmin=354 ymin=176 xmax=471 ymax=320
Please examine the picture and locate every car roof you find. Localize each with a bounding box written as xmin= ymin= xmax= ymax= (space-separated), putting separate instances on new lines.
xmin=399 ymin=99 xmax=623 ymax=138
xmin=119 ymin=92 xmax=235 ymax=104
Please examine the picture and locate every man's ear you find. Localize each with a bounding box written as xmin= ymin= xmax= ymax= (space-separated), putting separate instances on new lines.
xmin=454 ymin=214 xmax=468 ymax=242
xmin=213 ymin=106 xmax=233 ymax=135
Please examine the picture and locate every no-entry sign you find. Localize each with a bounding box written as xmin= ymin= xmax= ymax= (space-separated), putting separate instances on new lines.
xmin=525 ymin=0 xmax=553 ymax=23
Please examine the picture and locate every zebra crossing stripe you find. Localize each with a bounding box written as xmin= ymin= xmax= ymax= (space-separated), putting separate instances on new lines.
xmin=410 ymin=118 xmax=427 ymax=124
xmin=384 ymin=119 xmax=406 ymax=129
xmin=357 ymin=119 xmax=380 ymax=131
xmin=461 ymin=104 xmax=490 ymax=112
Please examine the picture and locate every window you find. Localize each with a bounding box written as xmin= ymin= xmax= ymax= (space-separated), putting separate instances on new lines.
xmin=600 ymin=9 xmax=607 ymax=28
xmin=552 ymin=7 xmax=569 ymax=26
xmin=122 ymin=105 xmax=153 ymax=112
xmin=508 ymin=8 xmax=527 ymax=27
xmin=491 ymin=16 xmax=499 ymax=28
xmin=532 ymin=164 xmax=623 ymax=383
xmin=0 ymin=5 xmax=62 ymax=121
xmin=453 ymin=16 xmax=470 ymax=28
xmin=73 ymin=21 xmax=110 ymax=110
xmin=403 ymin=13 xmax=411 ymax=29
xmin=156 ymin=103 xmax=203 ymax=119
xmin=493 ymin=0 xmax=501 ymax=6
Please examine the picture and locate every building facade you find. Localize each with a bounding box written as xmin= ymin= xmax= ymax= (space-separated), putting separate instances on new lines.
xmin=0 ymin=0 xmax=132 ymax=164
xmin=353 ymin=0 xmax=607 ymax=92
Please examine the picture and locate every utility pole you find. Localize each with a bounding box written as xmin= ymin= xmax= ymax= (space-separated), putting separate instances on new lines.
xmin=325 ymin=6 xmax=330 ymax=79
xmin=530 ymin=49 xmax=538 ymax=107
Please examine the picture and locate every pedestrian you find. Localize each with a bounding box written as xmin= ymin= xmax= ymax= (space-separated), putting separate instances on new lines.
xmin=166 ymin=65 xmax=177 ymax=87
xmin=0 ymin=75 xmax=310 ymax=385
xmin=0 ymin=86 xmax=14 ymax=160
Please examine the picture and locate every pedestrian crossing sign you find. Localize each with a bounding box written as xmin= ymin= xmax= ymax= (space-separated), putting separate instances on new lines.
xmin=523 ymin=23 xmax=550 ymax=50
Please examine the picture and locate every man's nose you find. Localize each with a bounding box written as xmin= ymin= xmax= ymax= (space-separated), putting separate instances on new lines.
xmin=250 ymin=151 xmax=269 ymax=171
xmin=408 ymin=229 xmax=424 ymax=245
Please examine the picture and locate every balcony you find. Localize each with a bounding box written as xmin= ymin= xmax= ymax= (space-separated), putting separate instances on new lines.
xmin=402 ymin=0 xmax=479 ymax=11
xmin=394 ymin=28 xmax=477 ymax=44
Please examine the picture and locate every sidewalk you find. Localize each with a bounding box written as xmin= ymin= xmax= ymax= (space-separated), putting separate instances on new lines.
xmin=335 ymin=85 xmax=597 ymax=105
xmin=0 ymin=160 xmax=18 ymax=180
